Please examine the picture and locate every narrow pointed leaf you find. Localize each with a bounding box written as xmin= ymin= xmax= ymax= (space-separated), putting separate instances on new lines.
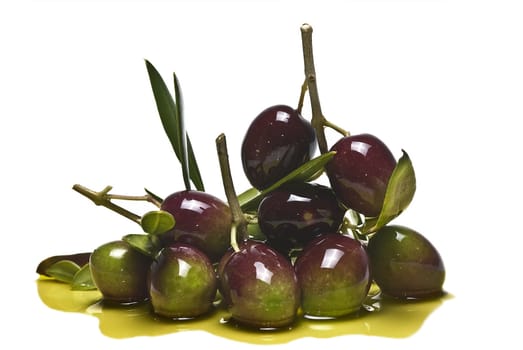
xmin=187 ymin=135 xmax=205 ymax=191
xmin=145 ymin=60 xmax=180 ymax=158
xmin=239 ymin=151 xmax=336 ymax=211
xmin=141 ymin=210 xmax=175 ymax=235
xmin=367 ymin=150 xmax=416 ymax=233
xmin=145 ymin=60 xmax=204 ymax=191
xmin=172 ymin=72 xmax=190 ymax=190
xmin=265 ymin=151 xmax=335 ymax=186
xmin=238 ymin=187 xmax=261 ymax=212
xmin=72 ymin=264 xmax=97 ymax=291
xmin=46 ymin=260 xmax=81 ymax=284
xmin=144 ymin=187 xmax=164 ymax=204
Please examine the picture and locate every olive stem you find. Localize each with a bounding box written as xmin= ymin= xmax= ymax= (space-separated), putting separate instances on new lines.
xmin=325 ymin=120 xmax=350 ymax=137
xmin=229 ymin=225 xmax=240 ymax=253
xmin=72 ymin=184 xmax=160 ymax=225
xmin=216 ymin=133 xmax=248 ymax=252
xmin=243 ymin=212 xmax=258 ymax=224
xmin=296 ymin=78 xmax=308 ymax=115
xmin=301 ymin=23 xmax=328 ymax=154
xmin=300 ymin=23 xmax=349 ymax=153
xmin=105 ymin=193 xmax=162 ymax=207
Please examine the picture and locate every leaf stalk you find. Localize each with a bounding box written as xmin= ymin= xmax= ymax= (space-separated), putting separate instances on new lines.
xmin=72 ymin=184 xmax=160 ymax=224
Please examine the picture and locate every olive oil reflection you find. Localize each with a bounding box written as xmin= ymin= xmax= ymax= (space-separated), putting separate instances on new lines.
xmin=37 ymin=278 xmax=451 ymax=344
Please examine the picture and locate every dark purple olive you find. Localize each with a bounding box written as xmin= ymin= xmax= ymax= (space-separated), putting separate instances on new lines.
xmin=294 ymin=233 xmax=371 ymax=318
xmin=241 ymin=104 xmax=316 ymax=190
xmin=367 ymin=225 xmax=445 ymax=299
xmin=148 ymin=243 xmax=217 ymax=319
xmin=159 ymin=190 xmax=232 ymax=263
xmin=89 ymin=240 xmax=152 ymax=304
xmin=258 ymin=182 xmax=346 ymax=254
xmin=326 ymin=133 xmax=397 ymax=217
xmin=220 ymin=240 xmax=300 ymax=329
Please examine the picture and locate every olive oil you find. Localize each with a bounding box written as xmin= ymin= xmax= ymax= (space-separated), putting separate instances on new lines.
xmin=36 ymin=277 xmax=450 ymax=344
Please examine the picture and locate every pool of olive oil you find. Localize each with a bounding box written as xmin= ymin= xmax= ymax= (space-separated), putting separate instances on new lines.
xmin=36 ymin=277 xmax=450 ymax=344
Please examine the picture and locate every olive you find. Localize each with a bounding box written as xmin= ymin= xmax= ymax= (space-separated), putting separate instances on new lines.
xmin=258 ymin=182 xmax=345 ymax=255
xmin=159 ymin=190 xmax=232 ymax=263
xmin=89 ymin=240 xmax=152 ymax=303
xmin=367 ymin=225 xmax=445 ymax=299
xmin=219 ymin=240 xmax=300 ymax=329
xmin=294 ymin=233 xmax=371 ymax=318
xmin=241 ymin=104 xmax=316 ymax=190
xmin=148 ymin=243 xmax=217 ymax=319
xmin=326 ymin=133 xmax=396 ymax=217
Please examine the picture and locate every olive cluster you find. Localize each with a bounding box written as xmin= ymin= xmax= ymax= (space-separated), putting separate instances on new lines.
xmin=81 ymin=102 xmax=445 ymax=329
xmin=36 ymin=24 xmax=445 ymax=331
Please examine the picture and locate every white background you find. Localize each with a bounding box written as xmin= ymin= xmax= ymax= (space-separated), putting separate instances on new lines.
xmin=2 ymin=0 xmax=522 ymax=349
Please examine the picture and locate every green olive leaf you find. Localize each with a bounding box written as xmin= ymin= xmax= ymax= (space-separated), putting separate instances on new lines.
xmin=122 ymin=233 xmax=159 ymax=258
xmin=144 ymin=188 xmax=164 ymax=204
xmin=239 ymin=151 xmax=336 ymax=211
xmin=36 ymin=252 xmax=91 ymax=277
xmin=366 ymin=150 xmax=416 ymax=233
xmin=145 ymin=60 xmax=204 ymax=192
xmin=141 ymin=210 xmax=175 ymax=235
xmin=238 ymin=187 xmax=262 ymax=213
xmin=187 ymin=135 xmax=205 ymax=192
xmin=45 ymin=260 xmax=81 ymax=284
xmin=171 ymin=72 xmax=190 ymax=191
xmin=71 ymin=264 xmax=97 ymax=291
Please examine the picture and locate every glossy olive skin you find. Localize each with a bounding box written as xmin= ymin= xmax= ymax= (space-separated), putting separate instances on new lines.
xmin=89 ymin=240 xmax=152 ymax=303
xmin=241 ymin=104 xmax=316 ymax=190
xmin=258 ymin=182 xmax=346 ymax=254
xmin=216 ymin=245 xmax=235 ymax=307
xmin=367 ymin=225 xmax=445 ymax=299
xmin=326 ymin=133 xmax=397 ymax=217
xmin=220 ymin=240 xmax=300 ymax=329
xmin=159 ymin=190 xmax=232 ymax=263
xmin=149 ymin=243 xmax=217 ymax=319
xmin=294 ymin=234 xmax=371 ymax=318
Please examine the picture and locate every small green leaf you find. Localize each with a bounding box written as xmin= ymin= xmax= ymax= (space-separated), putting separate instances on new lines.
xmin=122 ymin=233 xmax=159 ymax=257
xmin=46 ymin=260 xmax=81 ymax=284
xmin=145 ymin=60 xmax=204 ymax=192
xmin=36 ymin=252 xmax=91 ymax=277
xmin=141 ymin=210 xmax=175 ymax=235
xmin=72 ymin=264 xmax=97 ymax=291
xmin=239 ymin=151 xmax=336 ymax=211
xmin=367 ymin=150 xmax=416 ymax=233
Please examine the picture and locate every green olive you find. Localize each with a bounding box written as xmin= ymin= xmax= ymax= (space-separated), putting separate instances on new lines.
xmin=149 ymin=243 xmax=217 ymax=319
xmin=367 ymin=225 xmax=445 ymax=299
xmin=89 ymin=240 xmax=152 ymax=303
